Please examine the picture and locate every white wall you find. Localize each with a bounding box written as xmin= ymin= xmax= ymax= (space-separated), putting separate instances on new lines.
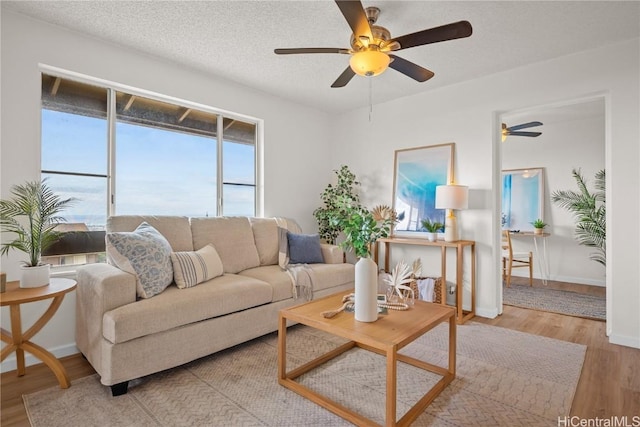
xmin=503 ymin=105 xmax=606 ymax=285
xmin=1 ymin=11 xmax=638 ymax=376
xmin=331 ymin=39 xmax=640 ymax=349
xmin=0 ymin=10 xmax=333 ymax=371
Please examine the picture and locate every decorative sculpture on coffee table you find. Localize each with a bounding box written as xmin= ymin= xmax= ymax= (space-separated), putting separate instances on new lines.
xmin=385 ymin=259 xmax=415 ymax=306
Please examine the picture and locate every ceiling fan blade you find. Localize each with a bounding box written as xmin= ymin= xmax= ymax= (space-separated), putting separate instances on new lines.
xmin=388 ymin=55 xmax=434 ymax=82
xmin=508 ymin=131 xmax=542 ymax=138
xmin=507 ymin=121 xmax=543 ymax=131
xmin=335 ymin=0 xmax=373 ymax=41
xmin=274 ymin=48 xmax=350 ymax=55
xmin=331 ymin=66 xmax=356 ymax=88
xmin=388 ymin=20 xmax=472 ymax=51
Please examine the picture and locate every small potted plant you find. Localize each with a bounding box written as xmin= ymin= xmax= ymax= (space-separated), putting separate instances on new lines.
xmin=0 ymin=180 xmax=74 ymax=288
xmin=531 ymin=219 xmax=548 ymax=235
xmin=421 ymin=218 xmax=443 ymax=242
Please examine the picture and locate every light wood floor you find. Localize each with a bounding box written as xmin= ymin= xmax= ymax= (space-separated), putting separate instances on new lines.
xmin=2 ymin=281 xmax=638 ymax=426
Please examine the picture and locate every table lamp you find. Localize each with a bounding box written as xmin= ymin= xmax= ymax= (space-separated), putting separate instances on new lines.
xmin=435 ymin=184 xmax=469 ymax=242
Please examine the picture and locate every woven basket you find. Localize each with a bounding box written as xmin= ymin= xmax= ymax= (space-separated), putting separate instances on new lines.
xmin=409 ymin=277 xmax=443 ymax=304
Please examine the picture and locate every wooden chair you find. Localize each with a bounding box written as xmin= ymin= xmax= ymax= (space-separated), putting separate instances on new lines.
xmin=501 ymin=230 xmax=533 ymax=287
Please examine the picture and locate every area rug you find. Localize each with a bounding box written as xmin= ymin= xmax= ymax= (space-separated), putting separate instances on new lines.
xmin=504 ymin=282 xmax=606 ymax=320
xmin=24 ymin=322 xmax=586 ymax=427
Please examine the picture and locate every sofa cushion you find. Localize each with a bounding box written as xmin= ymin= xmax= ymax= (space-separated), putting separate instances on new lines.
xmin=190 ymin=217 xmax=260 ymax=274
xmin=249 ymin=217 xmax=279 ymax=266
xmin=287 ymin=232 xmax=324 ymax=264
xmin=171 ymin=244 xmax=224 ymax=288
xmin=107 ymin=216 xmax=194 ymax=252
xmin=307 ymin=263 xmax=355 ymax=292
xmin=102 ymin=274 xmax=273 ymax=344
xmin=239 ymin=265 xmax=294 ymax=302
xmin=106 ymin=222 xmax=174 ymax=299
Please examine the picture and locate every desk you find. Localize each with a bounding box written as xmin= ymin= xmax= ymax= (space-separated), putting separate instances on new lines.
xmin=374 ymin=237 xmax=475 ymax=324
xmin=510 ymin=232 xmax=550 ymax=285
xmin=1 ymin=278 xmax=76 ymax=388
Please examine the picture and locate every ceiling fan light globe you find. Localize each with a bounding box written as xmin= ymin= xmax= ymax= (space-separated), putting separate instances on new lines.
xmin=349 ymin=50 xmax=390 ymax=77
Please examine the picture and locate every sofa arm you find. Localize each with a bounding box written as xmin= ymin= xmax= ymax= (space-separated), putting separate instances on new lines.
xmin=320 ymin=243 xmax=345 ymax=264
xmin=75 ymin=263 xmax=136 ymax=368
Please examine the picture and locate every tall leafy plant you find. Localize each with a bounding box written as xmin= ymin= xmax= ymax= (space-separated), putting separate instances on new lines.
xmin=313 ymin=165 xmax=362 ymax=244
xmin=551 ymin=168 xmax=605 ymax=267
xmin=0 ymin=179 xmax=74 ymax=267
xmin=338 ymin=204 xmax=397 ymax=258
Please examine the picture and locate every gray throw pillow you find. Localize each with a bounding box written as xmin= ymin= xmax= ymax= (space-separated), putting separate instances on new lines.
xmin=287 ymin=232 xmax=324 ymax=264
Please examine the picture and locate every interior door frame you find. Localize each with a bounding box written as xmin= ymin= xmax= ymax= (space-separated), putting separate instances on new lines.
xmin=493 ymin=93 xmax=610 ymax=333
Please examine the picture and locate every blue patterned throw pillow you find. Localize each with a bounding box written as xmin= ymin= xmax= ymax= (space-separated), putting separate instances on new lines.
xmin=106 ymin=222 xmax=174 ymax=299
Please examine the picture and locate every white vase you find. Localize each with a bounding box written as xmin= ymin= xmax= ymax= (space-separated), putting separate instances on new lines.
xmin=355 ymin=256 xmax=378 ymax=322
xmin=20 ymin=264 xmax=50 ymax=288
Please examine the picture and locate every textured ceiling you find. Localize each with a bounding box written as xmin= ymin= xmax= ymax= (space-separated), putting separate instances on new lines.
xmin=3 ymin=1 xmax=639 ymax=113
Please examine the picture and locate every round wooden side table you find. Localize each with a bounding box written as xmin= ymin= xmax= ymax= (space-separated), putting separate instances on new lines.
xmin=0 ymin=277 xmax=77 ymax=388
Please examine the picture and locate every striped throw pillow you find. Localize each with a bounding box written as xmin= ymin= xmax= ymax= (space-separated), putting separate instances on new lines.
xmin=171 ymin=244 xmax=224 ymax=288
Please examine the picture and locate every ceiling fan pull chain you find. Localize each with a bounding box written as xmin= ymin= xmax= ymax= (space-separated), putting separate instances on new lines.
xmin=369 ymin=76 xmax=373 ymax=122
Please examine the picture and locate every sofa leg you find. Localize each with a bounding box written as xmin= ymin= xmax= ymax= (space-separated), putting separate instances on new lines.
xmin=111 ymin=381 xmax=129 ymax=396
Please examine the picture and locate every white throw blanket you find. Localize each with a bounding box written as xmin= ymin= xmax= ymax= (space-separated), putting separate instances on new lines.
xmin=284 ymin=264 xmax=316 ymax=301
xmin=275 ymin=218 xmax=314 ymax=300
xmin=417 ymin=278 xmax=436 ymax=302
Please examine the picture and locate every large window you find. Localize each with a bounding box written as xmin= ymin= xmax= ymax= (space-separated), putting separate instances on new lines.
xmin=40 ymin=73 xmax=259 ymax=267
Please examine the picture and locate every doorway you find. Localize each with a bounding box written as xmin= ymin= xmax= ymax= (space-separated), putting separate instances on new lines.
xmin=497 ymin=96 xmax=607 ymax=321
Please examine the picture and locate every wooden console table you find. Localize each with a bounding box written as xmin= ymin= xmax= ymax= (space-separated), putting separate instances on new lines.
xmin=374 ymin=237 xmax=476 ymax=324
xmin=0 ymin=278 xmax=76 ymax=388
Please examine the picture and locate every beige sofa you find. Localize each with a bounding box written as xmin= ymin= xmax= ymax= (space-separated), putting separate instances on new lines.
xmin=76 ymin=215 xmax=354 ymax=396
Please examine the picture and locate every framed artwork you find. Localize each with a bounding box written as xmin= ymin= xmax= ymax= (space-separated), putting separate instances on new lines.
xmin=501 ymin=167 xmax=544 ymax=231
xmin=392 ymin=143 xmax=454 ymax=235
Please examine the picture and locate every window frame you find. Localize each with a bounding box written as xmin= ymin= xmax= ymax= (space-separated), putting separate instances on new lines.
xmin=39 ymin=65 xmax=263 ymax=270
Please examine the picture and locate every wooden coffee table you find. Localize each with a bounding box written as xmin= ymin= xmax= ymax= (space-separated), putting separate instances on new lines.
xmin=278 ymin=291 xmax=456 ymax=427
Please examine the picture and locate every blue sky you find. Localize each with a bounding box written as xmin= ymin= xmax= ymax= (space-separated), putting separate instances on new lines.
xmin=42 ymin=110 xmax=255 ymax=228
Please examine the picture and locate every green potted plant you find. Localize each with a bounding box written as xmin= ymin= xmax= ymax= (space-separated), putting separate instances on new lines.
xmin=0 ymin=180 xmax=74 ymax=287
xmin=313 ymin=165 xmax=361 ymax=244
xmin=338 ymin=204 xmax=396 ymax=258
xmin=337 ymin=203 xmax=397 ymax=322
xmin=421 ymin=218 xmax=444 ymax=242
xmin=531 ymin=219 xmax=548 ymax=235
xmin=551 ymin=168 xmax=605 ymax=267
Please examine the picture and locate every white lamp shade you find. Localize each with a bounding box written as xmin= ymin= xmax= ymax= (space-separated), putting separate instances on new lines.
xmin=435 ymin=185 xmax=469 ymax=210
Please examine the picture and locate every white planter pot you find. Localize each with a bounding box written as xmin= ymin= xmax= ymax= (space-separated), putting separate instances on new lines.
xmin=354 ymin=257 xmax=378 ymax=322
xmin=427 ymin=232 xmax=437 ymax=242
xmin=20 ymin=264 xmax=50 ymax=288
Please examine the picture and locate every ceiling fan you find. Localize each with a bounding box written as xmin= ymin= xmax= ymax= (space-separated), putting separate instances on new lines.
xmin=274 ymin=0 xmax=472 ymax=88
xmin=501 ymin=121 xmax=543 ymax=142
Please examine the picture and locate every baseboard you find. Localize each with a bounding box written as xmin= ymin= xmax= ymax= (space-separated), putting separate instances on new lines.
xmin=0 ymin=343 xmax=79 ymax=374
xmin=550 ymin=275 xmax=605 ymax=287
xmin=509 ymin=272 xmax=605 ymax=287
xmin=609 ymin=333 xmax=640 ymax=349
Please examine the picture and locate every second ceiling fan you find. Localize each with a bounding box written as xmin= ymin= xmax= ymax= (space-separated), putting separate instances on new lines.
xmin=274 ymin=0 xmax=472 ymax=88
xmin=501 ymin=121 xmax=544 ymax=142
